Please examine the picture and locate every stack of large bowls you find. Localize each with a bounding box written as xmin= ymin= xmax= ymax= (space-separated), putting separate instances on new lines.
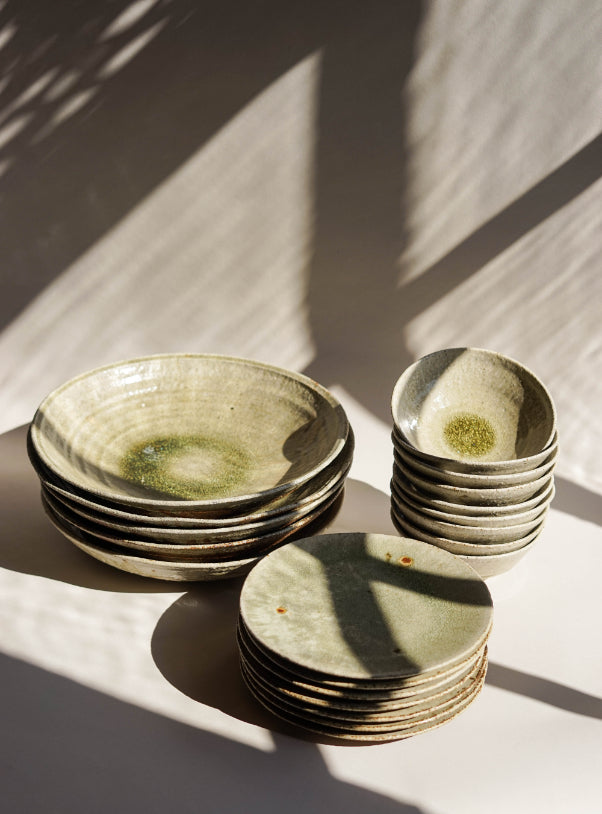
xmin=27 ymin=354 xmax=353 ymax=581
xmin=238 ymin=533 xmax=494 ymax=743
xmin=390 ymin=348 xmax=557 ymax=578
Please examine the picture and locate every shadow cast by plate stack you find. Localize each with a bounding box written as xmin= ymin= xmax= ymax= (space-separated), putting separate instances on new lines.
xmin=27 ymin=354 xmax=353 ymax=581
xmin=390 ymin=348 xmax=558 ymax=579
xmin=237 ymin=532 xmax=494 ymax=742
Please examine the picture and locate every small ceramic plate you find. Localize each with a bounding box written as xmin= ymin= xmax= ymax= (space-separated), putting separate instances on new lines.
xmin=239 ymin=533 xmax=493 ymax=682
xmin=240 ymin=654 xmax=487 ymax=729
xmin=30 ymin=354 xmax=350 ymax=513
xmin=241 ymin=658 xmax=487 ymax=743
xmin=237 ymin=615 xmax=487 ymax=696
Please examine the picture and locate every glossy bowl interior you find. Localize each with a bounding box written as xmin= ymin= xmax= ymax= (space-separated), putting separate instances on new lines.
xmin=30 ymin=354 xmax=350 ymax=512
xmin=391 ymin=348 xmax=556 ymax=465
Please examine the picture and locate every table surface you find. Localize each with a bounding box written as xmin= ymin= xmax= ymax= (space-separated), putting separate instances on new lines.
xmin=2 ymin=414 xmax=601 ymax=814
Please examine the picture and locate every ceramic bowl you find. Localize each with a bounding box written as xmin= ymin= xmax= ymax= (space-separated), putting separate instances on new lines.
xmin=456 ymin=537 xmax=539 ymax=579
xmin=391 ymin=490 xmax=548 ymax=544
xmin=391 ymin=348 xmax=556 ymax=466
xmin=393 ymin=443 xmax=557 ymax=488
xmin=390 ymin=477 xmax=551 ymax=528
xmin=392 ymin=472 xmax=555 ymax=517
xmin=30 ymin=426 xmax=354 ymax=526
xmin=42 ymin=486 xmax=343 ymax=561
xmin=391 ymin=508 xmax=545 ymax=556
xmin=393 ymin=460 xmax=554 ymax=507
xmin=392 ymin=424 xmax=558 ymax=475
xmin=29 ymin=354 xmax=350 ymax=514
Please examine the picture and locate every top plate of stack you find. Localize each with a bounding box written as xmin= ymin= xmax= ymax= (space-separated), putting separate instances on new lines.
xmin=28 ymin=354 xmax=353 ymax=580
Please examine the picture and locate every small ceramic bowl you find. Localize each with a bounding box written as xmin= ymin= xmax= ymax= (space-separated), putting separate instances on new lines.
xmin=456 ymin=538 xmax=539 ymax=579
xmin=392 ymin=474 xmax=555 ymax=517
xmin=391 ymin=508 xmax=545 ymax=556
xmin=393 ymin=460 xmax=554 ymax=507
xmin=392 ymin=424 xmax=558 ymax=476
xmin=393 ymin=444 xmax=556 ymax=488
xmin=391 ymin=490 xmax=547 ymax=544
xmin=391 ymin=348 xmax=556 ymax=467
xmin=390 ymin=477 xmax=551 ymax=528
xmin=29 ymin=354 xmax=350 ymax=514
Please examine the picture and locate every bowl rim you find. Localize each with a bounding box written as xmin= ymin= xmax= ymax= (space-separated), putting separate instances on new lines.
xmin=29 ymin=353 xmax=350 ymax=511
xmin=391 ymin=347 xmax=557 ymax=465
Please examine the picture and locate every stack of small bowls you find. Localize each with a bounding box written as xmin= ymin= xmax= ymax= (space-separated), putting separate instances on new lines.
xmin=27 ymin=354 xmax=353 ymax=581
xmin=390 ymin=348 xmax=557 ymax=578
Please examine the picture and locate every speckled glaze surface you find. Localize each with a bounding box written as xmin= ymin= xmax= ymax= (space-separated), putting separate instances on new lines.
xmin=29 ymin=354 xmax=350 ymax=511
xmin=239 ymin=533 xmax=493 ymax=682
xmin=391 ymin=348 xmax=556 ymax=464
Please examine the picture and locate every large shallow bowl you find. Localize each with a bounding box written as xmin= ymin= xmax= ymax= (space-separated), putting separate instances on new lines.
xmin=30 ymin=354 xmax=350 ymax=514
xmin=391 ymin=348 xmax=556 ymax=466
xmin=29 ymin=427 xmax=354 ymax=526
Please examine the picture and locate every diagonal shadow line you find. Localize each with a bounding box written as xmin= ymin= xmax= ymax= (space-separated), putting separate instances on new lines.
xmin=486 ymin=662 xmax=602 ymax=720
xmin=399 ymin=131 xmax=602 ymax=320
xmin=552 ymin=475 xmax=602 ymax=527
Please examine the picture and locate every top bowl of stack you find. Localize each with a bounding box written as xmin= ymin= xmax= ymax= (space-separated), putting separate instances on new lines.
xmin=391 ymin=347 xmax=556 ymax=474
xmin=29 ymin=354 xmax=350 ymax=516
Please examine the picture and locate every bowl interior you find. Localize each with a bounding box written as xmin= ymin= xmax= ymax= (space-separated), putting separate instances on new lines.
xmin=30 ymin=355 xmax=349 ymax=508
xmin=391 ymin=348 xmax=556 ymax=463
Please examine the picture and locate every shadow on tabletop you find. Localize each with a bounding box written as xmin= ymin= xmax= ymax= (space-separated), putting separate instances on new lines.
xmin=1 ymin=652 xmax=423 ymax=814
xmin=0 ymin=423 xmax=192 ymax=592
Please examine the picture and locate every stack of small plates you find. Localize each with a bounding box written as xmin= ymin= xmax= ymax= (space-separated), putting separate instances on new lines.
xmin=28 ymin=354 xmax=353 ymax=581
xmin=238 ymin=533 xmax=493 ymax=742
xmin=390 ymin=348 xmax=558 ymax=578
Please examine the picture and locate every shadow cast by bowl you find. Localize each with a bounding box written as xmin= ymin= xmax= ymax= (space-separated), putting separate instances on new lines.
xmin=0 ymin=424 xmax=181 ymax=592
